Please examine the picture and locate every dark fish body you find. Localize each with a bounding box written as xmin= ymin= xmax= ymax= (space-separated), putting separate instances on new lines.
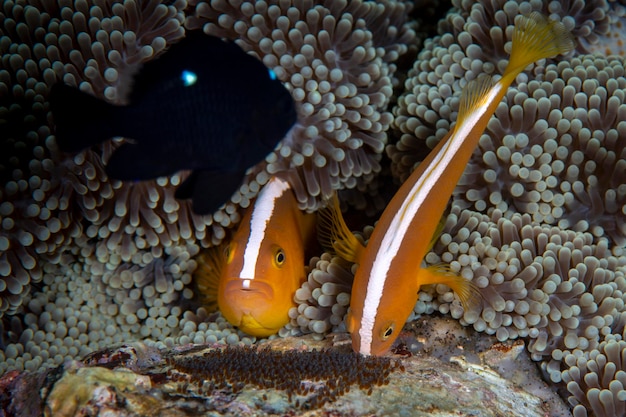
xmin=50 ymin=32 xmax=297 ymax=214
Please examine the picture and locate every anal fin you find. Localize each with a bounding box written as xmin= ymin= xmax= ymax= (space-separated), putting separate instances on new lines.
xmin=418 ymin=264 xmax=481 ymax=311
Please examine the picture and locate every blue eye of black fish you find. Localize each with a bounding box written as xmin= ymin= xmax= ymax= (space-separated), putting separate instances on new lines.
xmin=268 ymin=68 xmax=277 ymax=81
xmin=180 ymin=70 xmax=198 ymax=87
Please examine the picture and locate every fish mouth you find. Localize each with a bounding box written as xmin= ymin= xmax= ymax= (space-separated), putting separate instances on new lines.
xmin=219 ymin=279 xmax=289 ymax=337
xmin=223 ymin=278 xmax=274 ymax=299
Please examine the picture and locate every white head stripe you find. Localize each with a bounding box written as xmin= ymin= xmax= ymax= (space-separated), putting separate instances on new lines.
xmin=239 ymin=177 xmax=290 ymax=279
xmin=358 ymin=84 xmax=501 ymax=353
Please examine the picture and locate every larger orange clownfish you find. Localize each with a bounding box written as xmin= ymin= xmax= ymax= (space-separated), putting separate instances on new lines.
xmin=195 ymin=176 xmax=317 ymax=337
xmin=319 ymin=12 xmax=575 ymax=356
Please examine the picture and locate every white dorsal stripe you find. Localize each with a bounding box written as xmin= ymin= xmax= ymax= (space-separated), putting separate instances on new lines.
xmin=358 ymin=83 xmax=502 ymax=354
xmin=239 ymin=177 xmax=290 ymax=279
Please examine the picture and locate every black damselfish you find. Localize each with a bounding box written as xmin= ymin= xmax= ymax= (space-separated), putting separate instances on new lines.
xmin=50 ymin=32 xmax=297 ymax=215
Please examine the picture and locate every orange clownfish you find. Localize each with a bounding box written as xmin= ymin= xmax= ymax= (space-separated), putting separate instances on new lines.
xmin=319 ymin=12 xmax=575 ymax=356
xmin=195 ymin=176 xmax=316 ymax=337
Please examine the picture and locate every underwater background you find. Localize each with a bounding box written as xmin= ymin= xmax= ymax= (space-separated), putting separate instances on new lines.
xmin=2 ymin=0 xmax=626 ymax=415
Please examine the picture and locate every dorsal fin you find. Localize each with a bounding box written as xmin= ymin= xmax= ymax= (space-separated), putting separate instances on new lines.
xmin=456 ymin=74 xmax=494 ymax=126
xmin=317 ymin=193 xmax=365 ymax=263
xmin=426 ymin=214 xmax=447 ymax=253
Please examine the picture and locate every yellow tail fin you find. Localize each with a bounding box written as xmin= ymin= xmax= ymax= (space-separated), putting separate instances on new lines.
xmin=418 ymin=264 xmax=481 ymax=311
xmin=317 ymin=194 xmax=365 ymax=263
xmin=505 ymin=12 xmax=575 ymax=78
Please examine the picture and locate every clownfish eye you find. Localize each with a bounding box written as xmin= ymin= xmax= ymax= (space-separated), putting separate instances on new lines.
xmin=380 ymin=323 xmax=395 ymax=340
xmin=274 ymin=248 xmax=285 ymax=266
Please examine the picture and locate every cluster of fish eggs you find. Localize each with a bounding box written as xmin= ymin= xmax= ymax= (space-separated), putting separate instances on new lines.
xmin=168 ymin=345 xmax=400 ymax=409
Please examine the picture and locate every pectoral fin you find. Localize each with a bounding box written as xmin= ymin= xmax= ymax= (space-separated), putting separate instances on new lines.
xmin=426 ymin=214 xmax=447 ymax=253
xmin=176 ymin=170 xmax=245 ymax=215
xmin=346 ymin=310 xmax=357 ymax=333
xmin=193 ymin=244 xmax=227 ymax=311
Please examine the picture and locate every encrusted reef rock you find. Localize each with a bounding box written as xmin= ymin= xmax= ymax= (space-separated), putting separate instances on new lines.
xmin=0 ymin=317 xmax=569 ymax=417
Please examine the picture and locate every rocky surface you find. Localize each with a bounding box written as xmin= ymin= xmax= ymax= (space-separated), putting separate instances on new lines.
xmin=0 ymin=317 xmax=571 ymax=417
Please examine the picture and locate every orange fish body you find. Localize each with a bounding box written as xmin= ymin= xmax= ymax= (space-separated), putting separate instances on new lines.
xmin=321 ymin=13 xmax=574 ymax=355
xmin=218 ymin=176 xmax=316 ymax=337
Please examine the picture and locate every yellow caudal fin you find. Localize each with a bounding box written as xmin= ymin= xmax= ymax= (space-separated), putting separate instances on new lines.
xmin=505 ymin=12 xmax=575 ymax=78
xmin=317 ymin=193 xmax=365 ymax=263
xmin=193 ymin=244 xmax=226 ymax=311
xmin=418 ymin=264 xmax=481 ymax=311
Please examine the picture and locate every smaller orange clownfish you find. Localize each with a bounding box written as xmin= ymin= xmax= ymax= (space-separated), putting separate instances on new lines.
xmin=319 ymin=12 xmax=575 ymax=356
xmin=195 ymin=176 xmax=317 ymax=337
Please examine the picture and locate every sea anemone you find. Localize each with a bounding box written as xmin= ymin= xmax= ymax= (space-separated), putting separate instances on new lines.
xmin=389 ymin=1 xmax=626 ymax=249
xmin=453 ymin=55 xmax=626 ymax=245
xmin=389 ymin=0 xmax=626 ymax=184
xmin=283 ymin=251 xmax=356 ymax=337
xmin=0 ymin=0 xmax=416 ymax=317
xmin=185 ymin=0 xmax=416 ymax=210
xmin=0 ymin=0 xmax=187 ymax=316
xmin=0 ymin=235 xmax=253 ymax=375
xmin=560 ymin=338 xmax=626 ymax=417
